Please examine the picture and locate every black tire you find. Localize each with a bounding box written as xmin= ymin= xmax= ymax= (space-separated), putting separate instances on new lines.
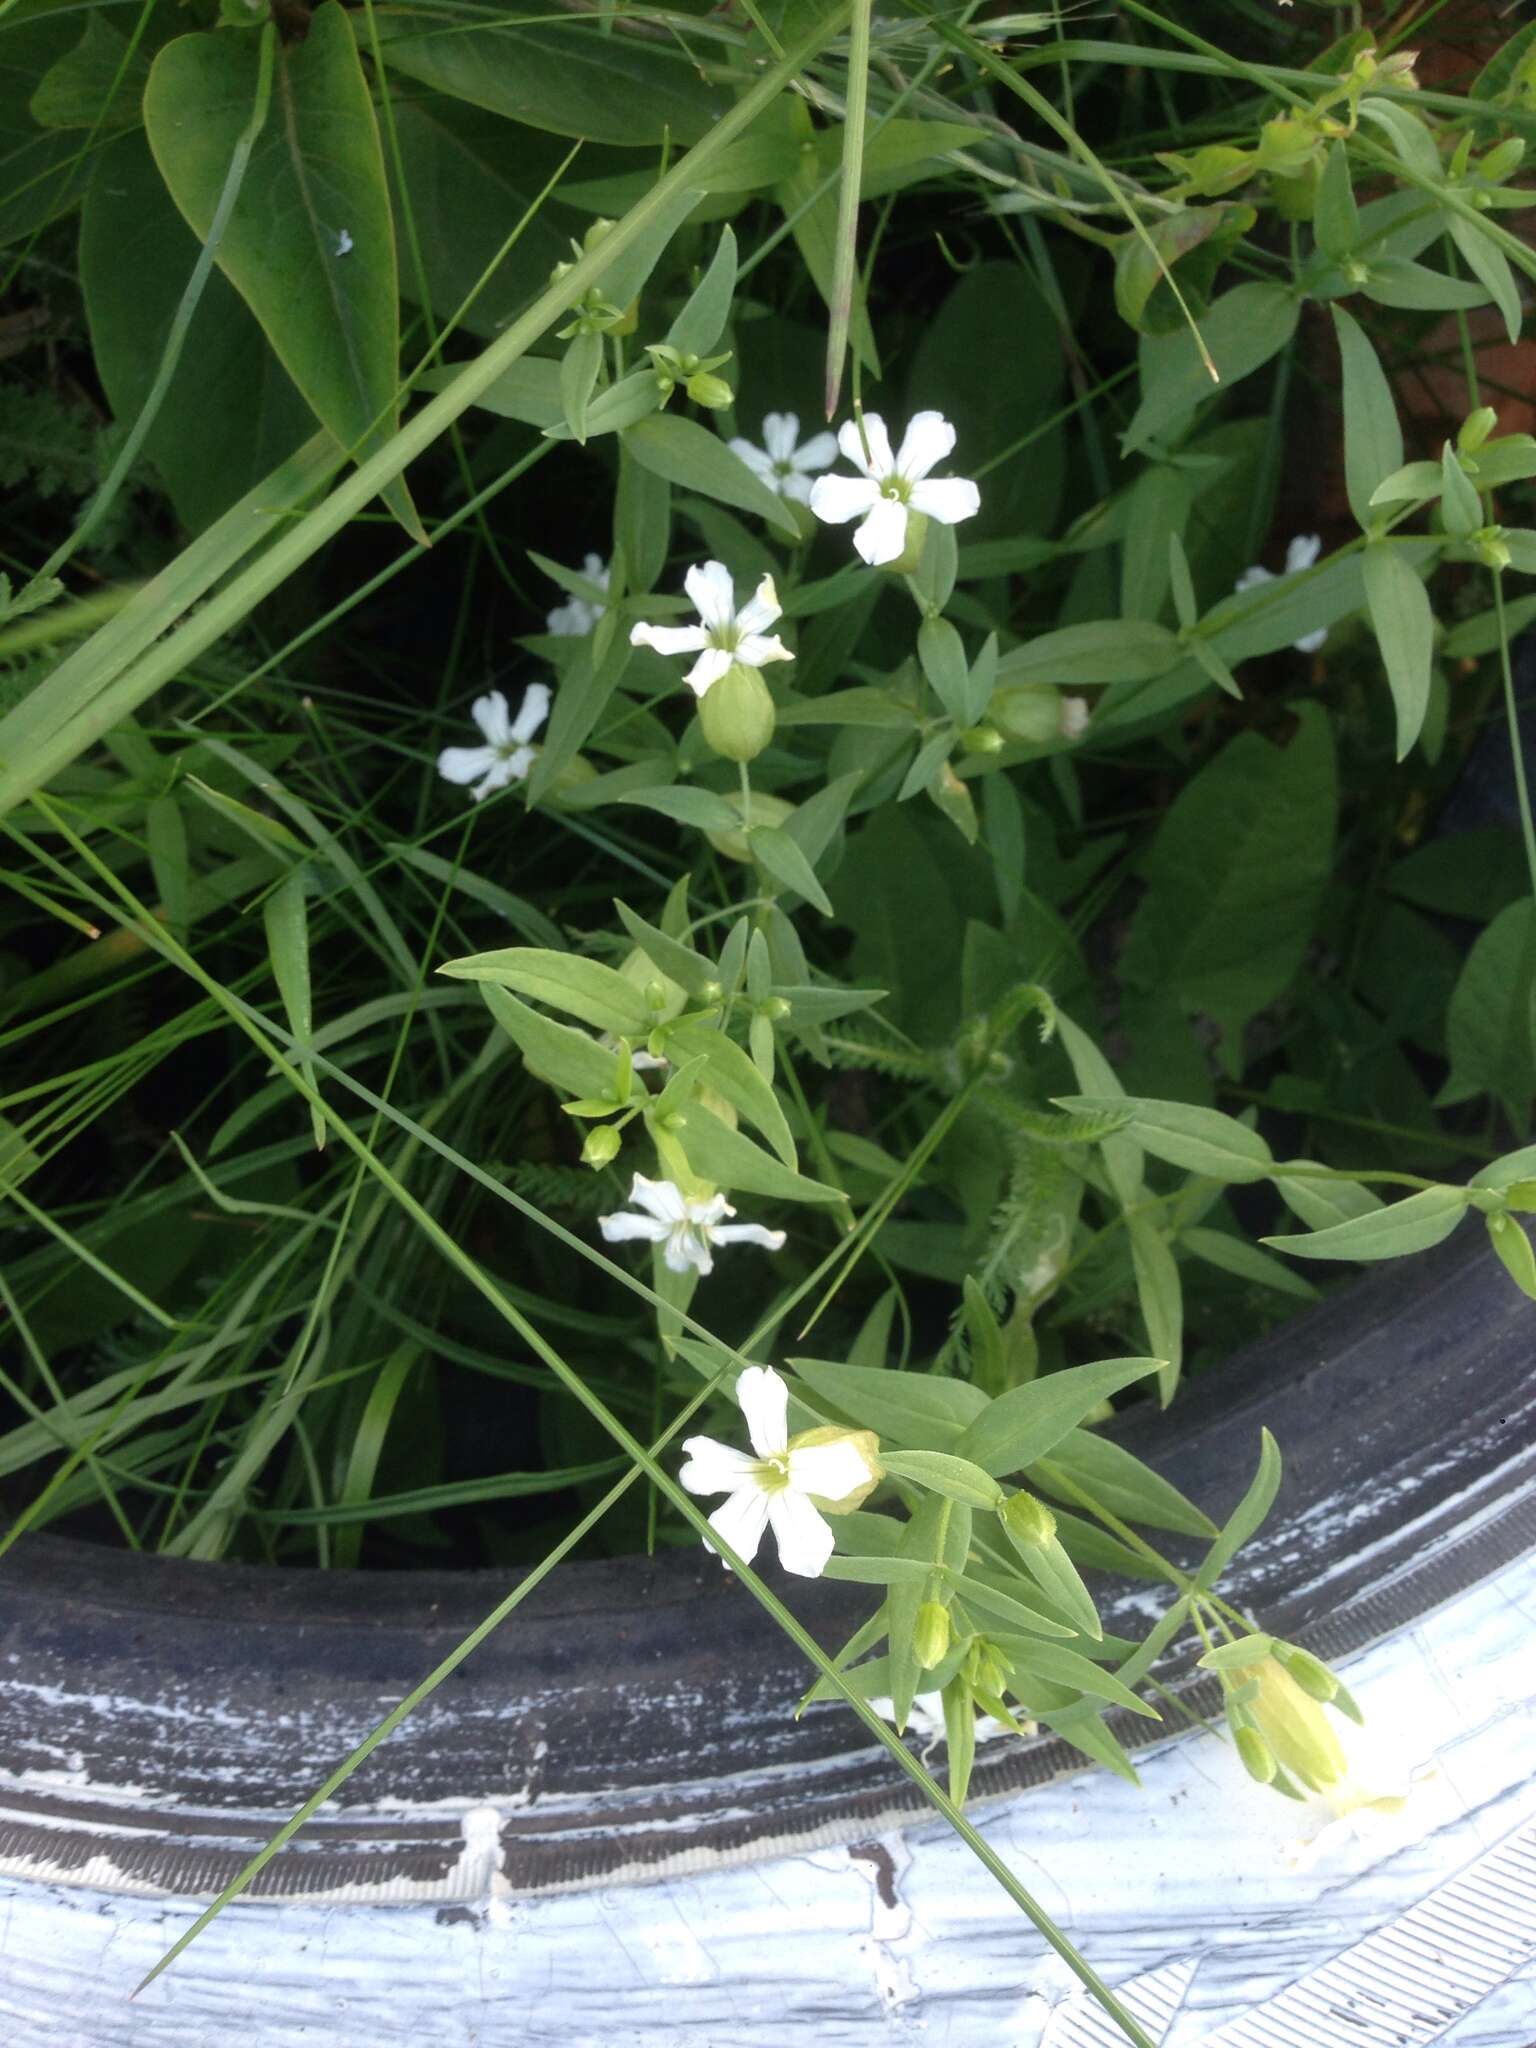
xmin=1 ymin=1225 xmax=1532 ymax=1903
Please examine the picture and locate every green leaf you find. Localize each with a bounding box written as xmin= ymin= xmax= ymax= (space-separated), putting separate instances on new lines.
xmin=1332 ymin=304 xmax=1404 ymax=530
xmin=997 ymin=620 xmax=1181 ymax=687
xmin=944 ymin=1569 xmax=1077 ymax=1638
xmin=1196 ymin=1427 xmax=1280 ymax=1590
xmin=670 ymin=1101 xmax=843 ymax=1205
xmin=1359 ymin=257 xmax=1492 ymax=313
xmin=30 ymin=14 xmax=150 ymax=134
xmin=668 ymin=227 xmax=737 ymax=358
xmin=1127 ymin=1216 xmax=1182 ymax=1406
xmin=1448 ymin=211 xmax=1523 ymax=346
xmin=0 ymin=10 xmax=92 ymax=245
xmin=1487 ymin=1213 xmax=1536 ymax=1301
xmin=560 ymin=328 xmax=603 ymax=444
xmin=1181 ymin=1227 xmax=1320 ymax=1300
xmin=750 ymin=822 xmax=834 ymax=916
xmin=1037 ymin=1429 xmax=1217 ymax=1539
xmin=370 ymin=7 xmax=730 ymax=148
xmin=1272 ymin=1162 xmax=1384 ymax=1233
xmin=144 ymin=11 xmax=421 ymax=537
xmin=613 ymin=901 xmax=718 ymax=1003
xmin=1054 ymin=1094 xmax=1272 ymax=1183
xmin=791 ymin=1357 xmax=987 ymax=1449
xmin=480 ymin=986 xmax=624 ymax=1100
xmin=917 ymin=615 xmax=971 ymax=723
xmin=881 ymin=1449 xmax=1005 ymax=1509
xmin=1004 ymin=1528 xmax=1102 ymax=1641
xmin=1055 ymin=1011 xmax=1144 ymax=1206
xmin=1124 ymin=283 xmax=1299 ymax=455
xmin=144 ymin=794 xmax=191 ymax=947
xmin=263 ymin=868 xmax=323 ymax=1150
xmin=1120 ymin=703 xmax=1337 ymax=1050
xmin=664 ymin=1018 xmax=797 ymax=1167
xmin=955 ymin=1358 xmax=1162 ymax=1478
xmin=1009 ymin=1642 xmax=1159 ymax=1720
xmin=1440 ymin=897 xmax=1536 ymax=1125
xmin=1314 ymin=144 xmax=1358 ymax=261
xmin=1362 ymin=544 xmax=1435 ymax=760
xmin=80 ymin=131 xmax=313 ymax=534
xmin=439 ymin=946 xmax=652 ymax=1035
xmin=613 ymin=784 xmax=741 ymax=832
xmin=1263 ymin=1184 xmax=1471 ymax=1263
xmin=623 ymin=413 xmax=799 ymax=536
xmin=821 ymin=1554 xmax=934 ymax=1585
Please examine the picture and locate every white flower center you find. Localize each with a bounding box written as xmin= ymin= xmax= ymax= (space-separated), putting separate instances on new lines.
xmin=708 ymin=622 xmax=741 ymax=652
xmin=757 ymin=1453 xmax=792 ymax=1494
xmin=881 ymin=479 xmax=909 ymax=503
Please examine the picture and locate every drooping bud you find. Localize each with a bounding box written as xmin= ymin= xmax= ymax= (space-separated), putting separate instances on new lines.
xmin=914 ymin=1600 xmax=951 ymax=1671
xmin=581 ymin=1124 xmax=622 ymax=1169
xmin=699 ymin=660 xmax=776 ymax=762
xmin=1273 ymin=1643 xmax=1340 ymax=1702
xmin=1233 ymin=1724 xmax=1277 ymax=1783
xmin=1459 ymin=405 xmax=1499 ymax=454
xmin=1000 ymin=1490 xmax=1057 ymax=1548
xmin=1230 ymin=1657 xmax=1348 ymax=1794
xmin=686 ymin=371 xmax=734 ymax=411
xmin=991 ymin=683 xmax=1068 ymax=745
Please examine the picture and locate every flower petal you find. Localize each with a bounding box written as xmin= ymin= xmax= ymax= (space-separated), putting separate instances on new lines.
xmin=683 ymin=645 xmax=734 ymax=697
xmin=706 ymin=1486 xmax=771 ymax=1568
xmin=853 ymin=496 xmax=909 ymax=566
xmin=735 ymin=574 xmax=782 ymax=637
xmin=763 ymin=411 xmax=800 ymax=463
xmin=679 ymin=1436 xmax=759 ymax=1496
xmin=895 ymin=410 xmax=956 ymax=483
xmin=787 ymin=1437 xmax=871 ymax=1500
xmin=736 ymin=1364 xmax=789 ymax=1457
xmin=729 ymin=438 xmax=776 ymax=485
xmin=689 ymin=1192 xmax=736 ymax=1229
xmin=790 ymin=430 xmax=839 ymax=473
xmin=1234 ymin=565 xmax=1273 ymax=594
xmin=510 ymin=681 xmax=552 ymax=744
xmin=908 ymin=476 xmax=980 ymax=527
xmin=630 ymin=621 xmax=710 ymax=658
xmin=597 ymin=1209 xmax=670 ymax=1246
xmin=778 ymin=471 xmax=815 ymax=506
xmin=809 ymin=474 xmax=881 ymax=526
xmin=628 ymin=1174 xmax=688 ymax=1224
xmin=767 ymin=1489 xmax=835 ymax=1577
xmin=1294 ymin=627 xmax=1327 ymax=655
xmin=503 ymin=745 xmax=536 ymax=784
xmin=1285 ymin=533 xmax=1323 ymax=574
xmin=437 ymin=744 xmax=499 ymax=788
xmin=470 ymin=690 xmax=512 ymax=746
xmin=547 ymin=597 xmax=598 ymax=636
xmin=685 ymin=559 xmax=737 ymax=631
xmin=583 ymin=554 xmax=610 ymax=588
xmin=837 ymin=413 xmax=894 ymax=479
xmin=711 ymin=1222 xmax=788 ymax=1254
xmin=736 ymin=632 xmax=793 ymax=669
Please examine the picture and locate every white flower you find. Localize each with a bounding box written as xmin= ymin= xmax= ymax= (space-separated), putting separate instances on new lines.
xmin=628 ymin=561 xmax=792 ymax=697
xmin=1235 ymin=532 xmax=1327 ymax=654
xmin=809 ymin=411 xmax=981 ymax=567
xmin=866 ymin=1693 xmax=1026 ymax=1745
xmin=1059 ymin=695 xmax=1090 ymax=741
xmin=728 ymin=412 xmax=839 ymax=506
xmin=598 ymin=1173 xmax=785 ymax=1276
xmin=437 ymin=684 xmax=551 ymax=802
xmin=680 ymin=1364 xmax=875 ymax=1578
xmin=546 ymin=554 xmax=610 ymax=637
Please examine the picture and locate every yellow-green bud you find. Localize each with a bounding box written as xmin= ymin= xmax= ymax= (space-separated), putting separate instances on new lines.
xmin=914 ymin=1601 xmax=951 ymax=1671
xmin=699 ymin=661 xmax=776 ymax=763
xmin=1235 ymin=1724 xmax=1277 ymax=1784
xmin=1474 ymin=525 xmax=1512 ymax=571
xmin=991 ymin=684 xmax=1067 ymax=746
xmin=785 ymin=1424 xmax=883 ymax=1512
xmin=1275 ymin=1644 xmax=1339 ymax=1702
xmin=1459 ymin=405 xmax=1499 ymax=454
xmin=581 ymin=1124 xmax=622 ymax=1169
xmin=686 ymin=372 xmax=734 ymax=411
xmin=1232 ymin=1658 xmax=1348 ymax=1794
xmin=1481 ymin=137 xmax=1526 ymax=185
xmin=618 ymin=949 xmax=687 ymax=1026
xmin=1000 ymin=1490 xmax=1057 ymax=1548
xmin=959 ymin=724 xmax=1004 ymax=755
xmin=759 ymin=995 xmax=792 ymax=1022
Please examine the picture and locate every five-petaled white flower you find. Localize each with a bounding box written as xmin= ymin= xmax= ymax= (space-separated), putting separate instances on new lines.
xmin=629 ymin=560 xmax=792 ymax=697
xmin=437 ymin=684 xmax=551 ymax=802
xmin=598 ymin=1173 xmax=785 ymax=1276
xmin=546 ymin=554 xmax=610 ymax=637
xmin=809 ymin=411 xmax=981 ymax=567
xmin=1235 ymin=533 xmax=1327 ymax=654
xmin=728 ymin=412 xmax=839 ymax=506
xmin=680 ymin=1365 xmax=875 ymax=1578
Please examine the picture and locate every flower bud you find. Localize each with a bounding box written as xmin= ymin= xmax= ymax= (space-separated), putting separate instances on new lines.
xmin=991 ymin=683 xmax=1067 ymax=745
xmin=581 ymin=1124 xmax=622 ymax=1169
xmin=686 ymin=372 xmax=734 ymax=411
xmin=1231 ymin=1657 xmax=1348 ymax=1794
xmin=1459 ymin=404 xmax=1499 ymax=453
xmin=1474 ymin=525 xmax=1512 ymax=572
xmin=786 ymin=1424 xmax=883 ymax=1512
xmin=1000 ymin=1490 xmax=1057 ymax=1548
xmin=886 ymin=509 xmax=928 ymax=577
xmin=699 ymin=660 xmax=776 ymax=763
xmin=1274 ymin=1643 xmax=1339 ymax=1701
xmin=758 ymin=995 xmax=792 ymax=1022
xmin=1235 ymin=1724 xmax=1277 ymax=1784
xmin=914 ymin=1600 xmax=951 ymax=1671
xmin=959 ymin=724 xmax=1004 ymax=755
xmin=1481 ymin=137 xmax=1526 ymax=185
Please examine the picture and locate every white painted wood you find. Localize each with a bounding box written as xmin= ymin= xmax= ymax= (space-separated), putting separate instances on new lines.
xmin=1 ymin=1552 xmax=1532 ymax=2045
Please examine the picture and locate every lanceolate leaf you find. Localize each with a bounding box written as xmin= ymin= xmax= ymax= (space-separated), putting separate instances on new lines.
xmin=955 ymin=1357 xmax=1162 ymax=1477
xmin=144 ymin=8 xmax=421 ymax=537
xmin=1332 ymin=304 xmax=1403 ymax=530
xmin=623 ymin=413 xmax=800 ymax=537
xmin=1263 ymin=1184 xmax=1471 ymax=1263
xmin=790 ymin=1357 xmax=988 ymax=1448
xmin=1195 ymin=1426 xmax=1280 ymax=1590
xmin=1362 ymin=543 xmax=1435 ymax=760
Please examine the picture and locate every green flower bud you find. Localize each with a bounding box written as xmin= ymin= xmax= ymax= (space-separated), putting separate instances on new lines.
xmin=581 ymin=1124 xmax=622 ymax=1169
xmin=686 ymin=372 xmax=734 ymax=411
xmin=991 ymin=684 xmax=1067 ymax=746
xmin=758 ymin=995 xmax=792 ymax=1022
xmin=1000 ymin=1490 xmax=1057 ymax=1548
xmin=1235 ymin=1724 xmax=1278 ymax=1784
xmin=1481 ymin=137 xmax=1526 ymax=185
xmin=1230 ymin=1657 xmax=1348 ymax=1794
xmin=959 ymin=724 xmax=1004 ymax=755
xmin=699 ymin=661 xmax=776 ymax=763
xmin=914 ymin=1600 xmax=951 ymax=1671
xmin=1459 ymin=405 xmax=1499 ymax=453
xmin=1274 ymin=1644 xmax=1340 ymax=1702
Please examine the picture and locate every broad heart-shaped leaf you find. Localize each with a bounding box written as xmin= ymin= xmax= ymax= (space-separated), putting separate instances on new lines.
xmin=371 ymin=5 xmax=729 ymax=148
xmin=1054 ymin=1094 xmax=1273 ymax=1183
xmin=1262 ymin=1184 xmax=1471 ymax=1264
xmin=0 ymin=9 xmax=92 ymax=244
xmin=1195 ymin=1426 xmax=1280 ymax=1591
xmin=439 ymin=946 xmax=652 ymax=1036
xmin=955 ymin=1358 xmax=1162 ymax=1479
xmin=622 ymin=414 xmax=800 ymax=537
xmin=1124 ymin=282 xmax=1299 ymax=455
xmin=1332 ymin=304 xmax=1403 ymax=530
xmin=1440 ymin=897 xmax=1536 ymax=1127
xmin=1120 ymin=702 xmax=1337 ymax=1054
xmin=789 ymin=1357 xmax=988 ymax=1449
xmin=1362 ymin=543 xmax=1435 ymax=760
xmin=144 ymin=10 xmax=421 ymax=539
xmin=81 ymin=132 xmax=314 ymax=534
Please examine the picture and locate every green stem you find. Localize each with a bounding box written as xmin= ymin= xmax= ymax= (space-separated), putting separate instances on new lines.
xmin=1494 ymin=571 xmax=1536 ymax=904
